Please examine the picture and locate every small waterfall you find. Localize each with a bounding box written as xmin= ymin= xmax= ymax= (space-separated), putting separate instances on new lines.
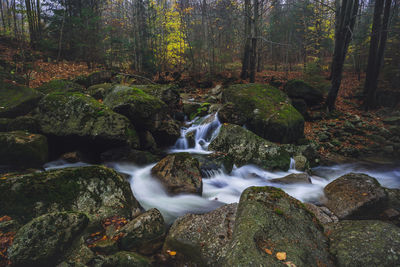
xmin=171 ymin=113 xmax=221 ymax=153
xmin=289 ymin=158 xmax=296 ymax=170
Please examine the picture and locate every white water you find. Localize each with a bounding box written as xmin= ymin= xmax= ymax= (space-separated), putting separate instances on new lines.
xmin=43 ymin=113 xmax=400 ymax=223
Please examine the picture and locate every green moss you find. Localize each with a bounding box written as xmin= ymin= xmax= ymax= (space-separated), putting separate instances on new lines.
xmin=37 ymin=79 xmax=84 ymax=95
xmin=274 ymin=208 xmax=284 ymax=215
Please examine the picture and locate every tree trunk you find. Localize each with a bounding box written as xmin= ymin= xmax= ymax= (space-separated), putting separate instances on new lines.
xmin=363 ymin=0 xmax=392 ymax=110
xmin=241 ymin=0 xmax=251 ymax=80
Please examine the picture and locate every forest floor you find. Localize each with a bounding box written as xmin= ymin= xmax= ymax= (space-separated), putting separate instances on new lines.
xmin=1 ymin=39 xmax=399 ymax=163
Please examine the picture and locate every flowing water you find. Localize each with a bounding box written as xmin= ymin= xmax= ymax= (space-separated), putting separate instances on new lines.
xmin=44 ymin=113 xmax=400 ymax=223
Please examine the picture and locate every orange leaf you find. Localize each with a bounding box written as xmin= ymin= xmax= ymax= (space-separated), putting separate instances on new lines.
xmin=276 ymin=252 xmax=287 ymax=261
xmin=264 ymin=248 xmax=273 ymax=255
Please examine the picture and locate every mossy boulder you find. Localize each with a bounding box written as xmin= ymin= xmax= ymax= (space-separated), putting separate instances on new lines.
xmin=0 ymin=81 xmax=42 ymax=118
xmin=87 ymin=83 xmax=113 ymax=99
xmin=163 ymin=203 xmax=237 ymax=266
xmin=37 ymin=92 xmax=139 ymax=150
xmin=284 ymin=79 xmax=324 ymax=106
xmin=0 ymin=131 xmax=48 ymax=168
xmin=74 ymin=70 xmax=112 ymax=88
xmin=100 ymin=251 xmax=151 ymax=267
xmin=6 ymin=115 xmax=40 ymax=133
xmin=8 ymin=212 xmax=89 ymax=267
xmin=324 ymin=173 xmax=388 ymax=219
xmin=326 ymin=220 xmax=400 ymax=267
xmin=223 ymin=186 xmax=333 ymax=267
xmin=36 ymin=79 xmax=84 ymax=95
xmin=118 ymin=208 xmax=166 ymax=255
xmin=151 ymin=153 xmax=203 ymax=195
xmin=138 ymin=84 xmax=181 ymax=112
xmin=209 ymin=124 xmax=290 ymax=171
xmin=0 ymin=166 xmax=142 ymax=224
xmin=219 ymin=84 xmax=304 ymax=143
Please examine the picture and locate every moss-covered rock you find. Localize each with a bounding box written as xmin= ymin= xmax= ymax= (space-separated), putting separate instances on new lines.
xmin=151 ymin=153 xmax=203 ymax=195
xmin=163 ymin=203 xmax=237 ymax=266
xmin=284 ymin=79 xmax=324 ymax=106
xmin=0 ymin=80 xmax=42 ymax=118
xmin=219 ymin=84 xmax=304 ymax=143
xmin=118 ymin=208 xmax=165 ymax=255
xmin=74 ymin=70 xmax=112 ymax=88
xmin=223 ymin=186 xmax=333 ymax=267
xmin=8 ymin=212 xmax=89 ymax=267
xmin=36 ymin=79 xmax=84 ymax=95
xmin=326 ymin=220 xmax=400 ymax=267
xmin=209 ymin=124 xmax=291 ymax=171
xmin=6 ymin=115 xmax=40 ymax=133
xmin=100 ymin=146 xmax=160 ymax=165
xmin=324 ymin=173 xmax=388 ymax=219
xmin=100 ymin=251 xmax=151 ymax=267
xmin=138 ymin=84 xmax=181 ymax=112
xmin=37 ymin=92 xmax=139 ymax=149
xmin=87 ymin=83 xmax=113 ymax=99
xmin=0 ymin=166 xmax=142 ymax=224
xmin=0 ymin=131 xmax=48 ymax=168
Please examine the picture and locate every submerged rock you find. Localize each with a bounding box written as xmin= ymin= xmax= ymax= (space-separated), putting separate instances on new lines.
xmin=324 ymin=173 xmax=388 ymax=219
xmin=0 ymin=131 xmax=48 ymax=168
xmin=223 ymin=186 xmax=333 ymax=267
xmin=37 ymin=92 xmax=139 ymax=150
xmin=163 ymin=203 xmax=237 ymax=266
xmin=0 ymin=166 xmax=141 ymax=224
xmin=327 ymin=220 xmax=400 ymax=267
xmin=270 ymin=173 xmax=312 ymax=184
xmin=151 ymin=153 xmax=202 ymax=195
xmin=118 ymin=208 xmax=165 ymax=255
xmin=209 ymin=124 xmax=290 ymax=171
xmin=0 ymin=81 xmax=42 ymax=118
xmin=8 ymin=212 xmax=89 ymax=267
xmin=219 ymin=84 xmax=304 ymax=143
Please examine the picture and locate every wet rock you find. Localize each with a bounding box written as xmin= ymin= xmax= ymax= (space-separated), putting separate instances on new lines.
xmin=284 ymin=79 xmax=324 ymax=106
xmin=118 ymin=208 xmax=165 ymax=255
xmin=270 ymin=173 xmax=311 ymax=184
xmin=0 ymin=166 xmax=142 ymax=224
xmin=0 ymin=131 xmax=48 ymax=168
xmin=192 ymin=153 xmax=234 ymax=175
xmin=151 ymin=119 xmax=181 ymax=147
xmin=0 ymin=81 xmax=42 ymax=118
xmin=37 ymin=92 xmax=139 ymax=150
xmin=8 ymin=212 xmax=89 ymax=267
xmin=139 ymin=131 xmax=157 ymax=151
xmin=163 ymin=203 xmax=237 ymax=266
xmin=324 ymin=173 xmax=388 ymax=219
xmin=6 ymin=115 xmax=40 ymax=133
xmin=151 ymin=153 xmax=202 ymax=195
xmin=220 ymin=84 xmax=304 ymax=143
xmin=294 ymin=155 xmax=308 ymax=171
xmin=209 ymin=124 xmax=291 ymax=171
xmin=183 ymin=102 xmax=201 ymax=118
xmin=100 ymin=251 xmax=151 ymax=267
xmin=326 ymin=220 xmax=400 ymax=267
xmin=60 ymin=151 xmax=85 ymax=163
xmin=223 ymin=186 xmax=333 ymax=267
xmin=100 ymin=146 xmax=160 ymax=165
xmin=304 ymin=203 xmax=338 ymax=224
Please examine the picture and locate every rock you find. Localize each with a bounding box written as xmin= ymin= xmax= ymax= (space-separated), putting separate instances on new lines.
xmin=0 ymin=131 xmax=48 ymax=168
xmin=294 ymin=155 xmax=308 ymax=171
xmin=90 ymin=239 xmax=119 ymax=255
xmin=192 ymin=153 xmax=234 ymax=176
xmin=151 ymin=119 xmax=181 ymax=147
xmin=118 ymin=208 xmax=165 ymax=255
xmin=270 ymin=173 xmax=311 ymax=184
xmin=324 ymin=173 xmax=388 ymax=219
xmin=60 ymin=151 xmax=86 ymax=163
xmin=284 ymin=79 xmax=324 ymax=106
xmin=75 ymin=70 xmax=112 ymax=88
xmin=100 ymin=251 xmax=151 ymax=267
xmin=139 ymin=84 xmax=181 ymax=112
xmin=220 ymin=84 xmax=304 ymax=143
xmin=223 ymin=186 xmax=333 ymax=267
xmin=8 ymin=212 xmax=89 ymax=267
xmin=304 ymin=203 xmax=338 ymax=224
xmin=87 ymin=83 xmax=113 ymax=99
xmin=183 ymin=102 xmax=201 ymax=118
xmin=327 ymin=220 xmax=400 ymax=267
xmin=139 ymin=131 xmax=157 ymax=151
xmin=209 ymin=124 xmax=290 ymax=171
xmin=0 ymin=166 xmax=141 ymax=224
xmin=0 ymin=118 xmax=10 ymax=131
xmin=36 ymin=79 xmax=84 ymax=95
xmin=163 ymin=203 xmax=237 ymax=266
xmin=0 ymin=218 xmax=20 ymax=233
xmin=6 ymin=115 xmax=40 ymax=133
xmin=383 ymin=116 xmax=400 ymax=126
xmin=37 ymin=92 xmax=139 ymax=151
xmin=291 ymin=98 xmax=308 ymax=117
xmin=0 ymin=81 xmax=42 ymax=118
xmin=151 ymin=153 xmax=202 ymax=195
xmin=100 ymin=146 xmax=160 ymax=165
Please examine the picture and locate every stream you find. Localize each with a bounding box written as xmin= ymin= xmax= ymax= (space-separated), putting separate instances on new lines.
xmin=44 ymin=114 xmax=400 ymax=223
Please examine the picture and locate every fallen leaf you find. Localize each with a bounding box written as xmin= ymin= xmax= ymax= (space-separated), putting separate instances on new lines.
xmin=276 ymin=252 xmax=287 ymax=261
xmin=166 ymin=250 xmax=177 ymax=256
xmin=264 ymin=248 xmax=273 ymax=255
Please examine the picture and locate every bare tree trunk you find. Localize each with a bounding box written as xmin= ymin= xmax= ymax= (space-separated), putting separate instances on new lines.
xmin=241 ymin=0 xmax=251 ymax=80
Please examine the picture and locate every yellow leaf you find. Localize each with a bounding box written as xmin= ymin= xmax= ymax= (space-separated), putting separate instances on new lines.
xmin=166 ymin=250 xmax=177 ymax=256
xmin=276 ymin=252 xmax=287 ymax=261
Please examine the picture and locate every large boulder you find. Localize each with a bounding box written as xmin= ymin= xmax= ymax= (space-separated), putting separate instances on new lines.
xmin=0 ymin=131 xmax=48 ymax=168
xmin=270 ymin=173 xmax=312 ymax=184
xmin=36 ymin=79 xmax=84 ymax=95
xmin=0 ymin=81 xmax=42 ymax=118
xmin=151 ymin=153 xmax=202 ymax=195
xmin=75 ymin=70 xmax=112 ymax=88
xmin=223 ymin=186 xmax=333 ymax=267
xmin=138 ymin=84 xmax=181 ymax=112
xmin=163 ymin=203 xmax=237 ymax=266
xmin=284 ymin=80 xmax=324 ymax=106
xmin=8 ymin=212 xmax=89 ymax=267
xmin=208 ymin=124 xmax=291 ymax=171
xmin=118 ymin=208 xmax=165 ymax=255
xmin=327 ymin=220 xmax=400 ymax=267
xmin=37 ymin=92 xmax=139 ymax=151
xmin=0 ymin=166 xmax=142 ymax=224
xmin=324 ymin=173 xmax=388 ymax=219
xmin=219 ymin=84 xmax=304 ymax=143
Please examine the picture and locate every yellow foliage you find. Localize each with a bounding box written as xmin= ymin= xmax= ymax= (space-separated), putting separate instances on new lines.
xmin=276 ymin=252 xmax=287 ymax=261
